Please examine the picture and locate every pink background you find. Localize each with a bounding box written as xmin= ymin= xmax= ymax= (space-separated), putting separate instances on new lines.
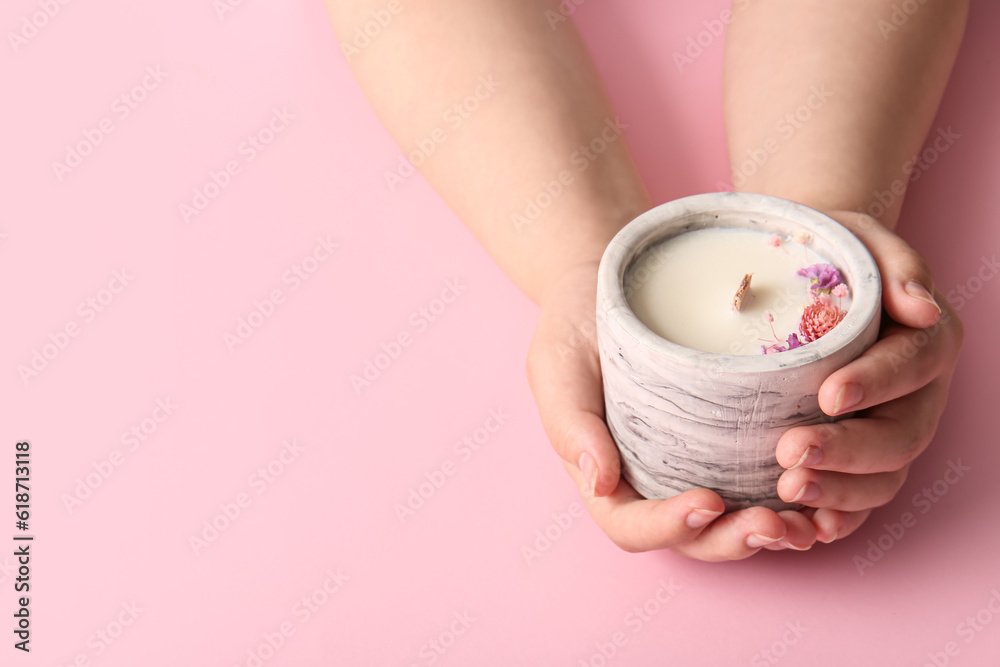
xmin=3 ymin=0 xmax=999 ymax=665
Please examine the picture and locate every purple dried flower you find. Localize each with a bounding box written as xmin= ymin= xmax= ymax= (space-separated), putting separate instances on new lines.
xmin=797 ymin=263 xmax=843 ymax=292
xmin=786 ymin=333 xmax=803 ymax=350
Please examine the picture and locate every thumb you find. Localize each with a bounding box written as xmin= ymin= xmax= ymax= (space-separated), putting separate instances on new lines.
xmin=526 ymin=311 xmax=622 ymax=497
xmin=549 ymin=411 xmax=623 ymax=498
xmin=826 ymin=210 xmax=941 ymax=329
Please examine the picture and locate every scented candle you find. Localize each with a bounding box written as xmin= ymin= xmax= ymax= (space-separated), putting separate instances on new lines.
xmin=597 ymin=193 xmax=881 ymax=511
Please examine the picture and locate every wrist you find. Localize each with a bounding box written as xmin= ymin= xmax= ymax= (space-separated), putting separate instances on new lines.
xmin=528 ymin=201 xmax=651 ymax=306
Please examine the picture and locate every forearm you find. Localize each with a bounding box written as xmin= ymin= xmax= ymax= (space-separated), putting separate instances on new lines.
xmin=724 ymin=0 xmax=968 ymax=231
xmin=325 ymin=0 xmax=651 ymax=304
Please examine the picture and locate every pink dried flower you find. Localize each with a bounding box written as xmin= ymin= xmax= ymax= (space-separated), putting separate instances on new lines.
xmin=799 ymin=302 xmax=845 ymax=342
xmin=809 ymin=291 xmax=833 ymax=306
xmin=832 ymin=284 xmax=849 ymax=298
xmin=767 ymin=235 xmax=782 ymax=248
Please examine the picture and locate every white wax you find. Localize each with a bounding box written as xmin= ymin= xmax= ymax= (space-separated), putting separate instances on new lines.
xmin=626 ymin=228 xmax=849 ymax=355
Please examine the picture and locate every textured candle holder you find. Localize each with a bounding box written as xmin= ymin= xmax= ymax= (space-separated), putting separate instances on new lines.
xmin=596 ymin=193 xmax=882 ymax=511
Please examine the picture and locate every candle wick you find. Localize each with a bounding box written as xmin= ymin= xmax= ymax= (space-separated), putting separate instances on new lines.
xmin=732 ymin=273 xmax=753 ymax=312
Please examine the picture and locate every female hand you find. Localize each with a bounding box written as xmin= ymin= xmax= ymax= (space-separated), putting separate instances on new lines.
xmin=774 ymin=211 xmax=965 ymax=542
xmin=527 ymin=261 xmax=819 ymax=561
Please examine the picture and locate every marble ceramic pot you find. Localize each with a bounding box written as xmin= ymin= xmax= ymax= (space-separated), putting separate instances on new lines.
xmin=596 ymin=193 xmax=882 ymax=511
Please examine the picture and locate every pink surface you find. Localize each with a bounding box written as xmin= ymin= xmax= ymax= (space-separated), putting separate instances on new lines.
xmin=3 ymin=1 xmax=999 ymax=665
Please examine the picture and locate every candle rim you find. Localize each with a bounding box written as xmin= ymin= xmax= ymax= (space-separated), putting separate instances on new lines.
xmin=598 ymin=192 xmax=882 ymax=370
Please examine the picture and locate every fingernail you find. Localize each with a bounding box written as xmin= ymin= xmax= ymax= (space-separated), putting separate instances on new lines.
xmin=833 ymin=383 xmax=863 ymax=415
xmin=578 ymin=451 xmax=598 ymax=497
xmin=778 ymin=539 xmax=812 ymax=551
xmin=746 ymin=533 xmax=781 ymax=549
xmin=819 ymin=530 xmax=839 ymax=544
xmin=686 ymin=508 xmax=723 ymax=529
xmin=789 ymin=445 xmax=822 ymax=470
xmin=905 ymin=281 xmax=941 ymax=314
xmin=790 ymin=482 xmax=821 ymax=504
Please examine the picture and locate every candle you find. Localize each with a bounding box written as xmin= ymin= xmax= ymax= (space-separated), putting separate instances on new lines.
xmin=597 ymin=193 xmax=881 ymax=511
xmin=626 ymin=227 xmax=854 ymax=356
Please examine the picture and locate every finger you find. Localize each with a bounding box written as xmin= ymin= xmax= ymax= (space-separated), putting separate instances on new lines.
xmin=777 ymin=381 xmax=947 ymax=474
xmin=670 ymin=506 xmax=789 ymax=561
xmin=810 ymin=508 xmax=872 ymax=543
xmin=764 ymin=510 xmax=817 ymax=551
xmin=826 ymin=210 xmax=941 ymax=329
xmin=776 ymin=465 xmax=911 ymax=512
xmin=817 ymin=316 xmax=959 ymax=416
xmin=562 ymin=460 xmax=730 ymax=552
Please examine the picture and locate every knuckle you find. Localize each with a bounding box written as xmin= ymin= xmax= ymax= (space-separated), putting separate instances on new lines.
xmin=899 ymin=429 xmax=927 ymax=466
xmin=894 ymin=242 xmax=934 ymax=282
xmin=875 ymin=468 xmax=910 ymax=507
xmin=910 ymin=253 xmax=934 ymax=282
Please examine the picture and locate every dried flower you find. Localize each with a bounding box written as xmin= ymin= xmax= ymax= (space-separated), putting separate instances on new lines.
xmin=797 ymin=263 xmax=843 ymax=292
xmin=767 ymin=235 xmax=782 ymax=248
xmin=799 ymin=302 xmax=845 ymax=342
xmin=832 ymin=284 xmax=849 ymax=298
xmin=786 ymin=333 xmax=803 ymax=349
xmin=808 ymin=291 xmax=833 ymax=306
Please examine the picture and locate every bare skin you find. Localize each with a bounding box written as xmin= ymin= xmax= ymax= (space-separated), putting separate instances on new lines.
xmin=325 ymin=0 xmax=967 ymax=561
